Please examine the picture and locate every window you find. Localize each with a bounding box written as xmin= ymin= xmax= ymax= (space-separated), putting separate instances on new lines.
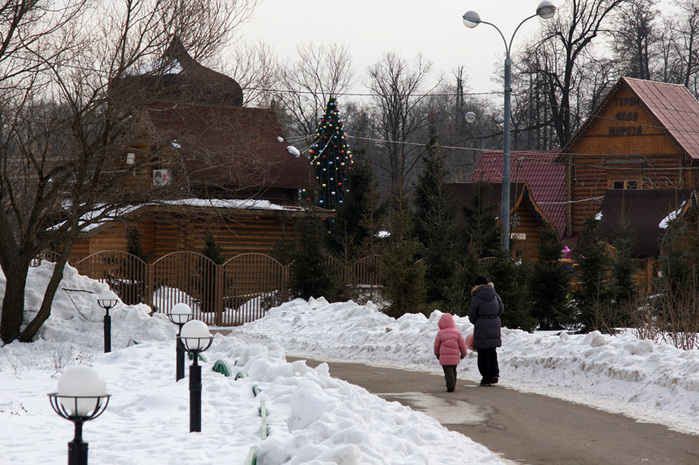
xmin=610 ymin=179 xmax=640 ymax=190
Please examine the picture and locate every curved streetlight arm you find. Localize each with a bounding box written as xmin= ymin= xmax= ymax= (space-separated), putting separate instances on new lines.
xmin=476 ymin=12 xmax=539 ymax=59
xmin=508 ymin=13 xmax=539 ymax=56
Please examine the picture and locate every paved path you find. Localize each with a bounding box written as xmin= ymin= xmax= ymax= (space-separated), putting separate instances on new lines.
xmin=290 ymin=357 xmax=699 ymax=465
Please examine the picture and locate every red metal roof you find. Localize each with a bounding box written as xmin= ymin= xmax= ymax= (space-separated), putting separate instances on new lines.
xmin=468 ymin=150 xmax=566 ymax=235
xmin=625 ymin=78 xmax=699 ymax=159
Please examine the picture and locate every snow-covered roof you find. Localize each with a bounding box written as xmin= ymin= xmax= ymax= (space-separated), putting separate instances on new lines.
xmin=63 ymin=198 xmax=309 ymax=233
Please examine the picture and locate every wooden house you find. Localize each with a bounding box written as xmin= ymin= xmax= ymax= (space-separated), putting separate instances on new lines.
xmin=447 ymin=181 xmax=555 ymax=262
xmin=559 ymin=76 xmax=699 ymax=289
xmin=469 ymin=150 xmax=565 ymax=237
xmin=71 ymin=40 xmax=322 ymax=262
xmin=449 ymin=150 xmax=564 ymax=261
xmin=561 ymin=77 xmax=699 ymax=239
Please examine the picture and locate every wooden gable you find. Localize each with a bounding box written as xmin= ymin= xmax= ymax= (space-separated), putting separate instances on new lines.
xmin=562 ymin=77 xmax=699 ymax=238
xmin=510 ymin=184 xmax=555 ymax=262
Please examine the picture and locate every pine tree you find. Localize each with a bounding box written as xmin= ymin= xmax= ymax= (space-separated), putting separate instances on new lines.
xmin=288 ymin=216 xmax=334 ymax=300
xmin=327 ymin=157 xmax=377 ymax=254
xmin=528 ymin=225 xmax=573 ymax=330
xmin=413 ymin=115 xmax=462 ymax=308
xmin=482 ymin=253 xmax=537 ymax=332
xmin=199 ymin=233 xmax=224 ymax=313
xmin=309 ymin=97 xmax=353 ymax=212
xmin=572 ymin=216 xmax=615 ymax=333
xmin=382 ymin=192 xmax=426 ymax=318
xmin=611 ymin=216 xmax=639 ymax=307
xmin=462 ymin=182 xmax=501 ymax=258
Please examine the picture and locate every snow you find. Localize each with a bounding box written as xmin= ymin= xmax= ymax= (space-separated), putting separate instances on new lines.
xmin=287 ymin=145 xmax=301 ymax=157
xmin=2 ymin=262 xmax=699 ymax=464
xmin=73 ymin=197 xmax=305 ymax=232
xmin=659 ymin=202 xmax=685 ymax=229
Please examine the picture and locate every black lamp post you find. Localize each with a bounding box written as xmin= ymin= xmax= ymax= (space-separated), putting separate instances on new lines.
xmin=167 ymin=303 xmax=193 ymax=382
xmin=179 ymin=320 xmax=213 ymax=432
xmin=96 ymin=298 xmax=118 ymax=353
xmin=48 ymin=366 xmax=110 ymax=465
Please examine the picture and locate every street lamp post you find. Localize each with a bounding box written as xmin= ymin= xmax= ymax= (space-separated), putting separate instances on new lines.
xmin=48 ymin=366 xmax=110 ymax=465
xmin=96 ymin=298 xmax=118 ymax=353
xmin=463 ymin=1 xmax=556 ymax=251
xmin=179 ymin=320 xmax=213 ymax=432
xmin=167 ymin=303 xmax=193 ymax=382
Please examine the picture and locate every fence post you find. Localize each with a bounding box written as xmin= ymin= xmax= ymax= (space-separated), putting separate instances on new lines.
xmin=146 ymin=263 xmax=154 ymax=311
xmin=215 ymin=263 xmax=224 ymax=326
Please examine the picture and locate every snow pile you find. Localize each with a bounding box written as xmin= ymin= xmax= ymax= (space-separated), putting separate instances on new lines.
xmin=0 ymin=263 xmax=507 ymax=464
xmin=234 ymin=297 xmax=699 ymax=435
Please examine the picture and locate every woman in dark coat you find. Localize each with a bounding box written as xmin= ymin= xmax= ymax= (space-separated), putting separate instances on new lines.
xmin=468 ymin=275 xmax=504 ymax=386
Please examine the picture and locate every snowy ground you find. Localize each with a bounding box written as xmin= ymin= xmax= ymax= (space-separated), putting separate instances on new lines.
xmin=1 ymin=262 xmax=699 ymax=464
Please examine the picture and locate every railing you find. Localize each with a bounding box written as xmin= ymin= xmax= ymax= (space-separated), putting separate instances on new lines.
xmin=32 ymin=250 xmax=382 ymax=326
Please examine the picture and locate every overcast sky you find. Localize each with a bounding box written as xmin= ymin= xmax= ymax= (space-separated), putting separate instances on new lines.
xmin=237 ymin=0 xmax=554 ymax=97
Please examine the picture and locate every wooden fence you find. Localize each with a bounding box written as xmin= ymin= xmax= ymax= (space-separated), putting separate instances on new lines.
xmin=34 ymin=251 xmax=381 ymax=326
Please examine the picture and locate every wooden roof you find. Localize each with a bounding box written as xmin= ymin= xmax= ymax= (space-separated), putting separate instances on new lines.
xmin=112 ymin=38 xmax=244 ymax=107
xmin=469 ymin=150 xmax=565 ymax=235
xmin=145 ymin=101 xmax=311 ymax=194
xmin=563 ymin=77 xmax=699 ymax=160
xmin=597 ymin=189 xmax=693 ymax=257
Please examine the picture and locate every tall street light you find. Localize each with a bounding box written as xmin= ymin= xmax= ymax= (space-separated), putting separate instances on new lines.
xmin=463 ymin=1 xmax=556 ymax=251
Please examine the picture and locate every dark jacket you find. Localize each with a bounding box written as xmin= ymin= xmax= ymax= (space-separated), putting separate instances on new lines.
xmin=468 ymin=283 xmax=504 ymax=350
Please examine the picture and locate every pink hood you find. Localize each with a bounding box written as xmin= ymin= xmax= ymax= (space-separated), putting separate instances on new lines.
xmin=434 ymin=313 xmax=467 ymax=365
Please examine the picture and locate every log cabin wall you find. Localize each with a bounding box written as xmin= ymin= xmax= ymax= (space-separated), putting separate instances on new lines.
xmin=510 ymin=200 xmax=546 ymax=262
xmin=564 ymin=81 xmax=699 ymax=238
xmin=566 ymin=88 xmax=688 ymax=236
xmin=71 ymin=207 xmax=298 ymax=263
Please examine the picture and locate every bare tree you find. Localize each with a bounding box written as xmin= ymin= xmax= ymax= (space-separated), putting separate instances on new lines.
xmin=225 ymin=40 xmax=279 ymax=107
xmin=664 ymin=0 xmax=699 ymax=95
xmin=529 ymin=0 xmax=627 ymax=147
xmin=366 ymin=52 xmax=437 ymax=199
xmin=161 ymin=0 xmax=261 ymax=63
xmin=610 ymin=0 xmax=659 ymax=80
xmin=0 ymin=0 xmax=258 ymax=344
xmin=274 ymin=42 xmax=355 ymax=148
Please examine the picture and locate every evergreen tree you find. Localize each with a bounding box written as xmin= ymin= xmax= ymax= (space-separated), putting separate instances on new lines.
xmin=309 ymin=97 xmax=353 ymax=212
xmin=528 ymin=225 xmax=573 ymax=330
xmin=202 ymin=233 xmax=225 ymax=265
xmin=572 ymin=216 xmax=615 ymax=333
xmin=327 ymin=157 xmax=377 ymax=254
xmin=448 ymin=251 xmax=481 ymax=317
xmin=126 ymin=227 xmax=148 ymax=262
xmin=199 ymin=233 xmax=224 ymax=313
xmin=382 ymin=193 xmax=426 ymax=318
xmin=611 ymin=216 xmax=639 ymax=308
xmin=112 ymin=227 xmax=149 ymax=305
xmin=483 ymin=254 xmax=537 ymax=332
xmin=413 ymin=115 xmax=462 ymax=308
xmin=659 ymin=201 xmax=699 ymax=295
xmin=288 ymin=216 xmax=334 ymax=300
xmin=462 ymin=182 xmax=501 ymax=258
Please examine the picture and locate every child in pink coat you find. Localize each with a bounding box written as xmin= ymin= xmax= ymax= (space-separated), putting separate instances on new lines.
xmin=434 ymin=312 xmax=468 ymax=392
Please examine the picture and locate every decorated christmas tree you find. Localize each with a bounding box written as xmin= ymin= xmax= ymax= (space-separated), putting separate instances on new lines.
xmin=307 ymin=98 xmax=353 ymax=210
